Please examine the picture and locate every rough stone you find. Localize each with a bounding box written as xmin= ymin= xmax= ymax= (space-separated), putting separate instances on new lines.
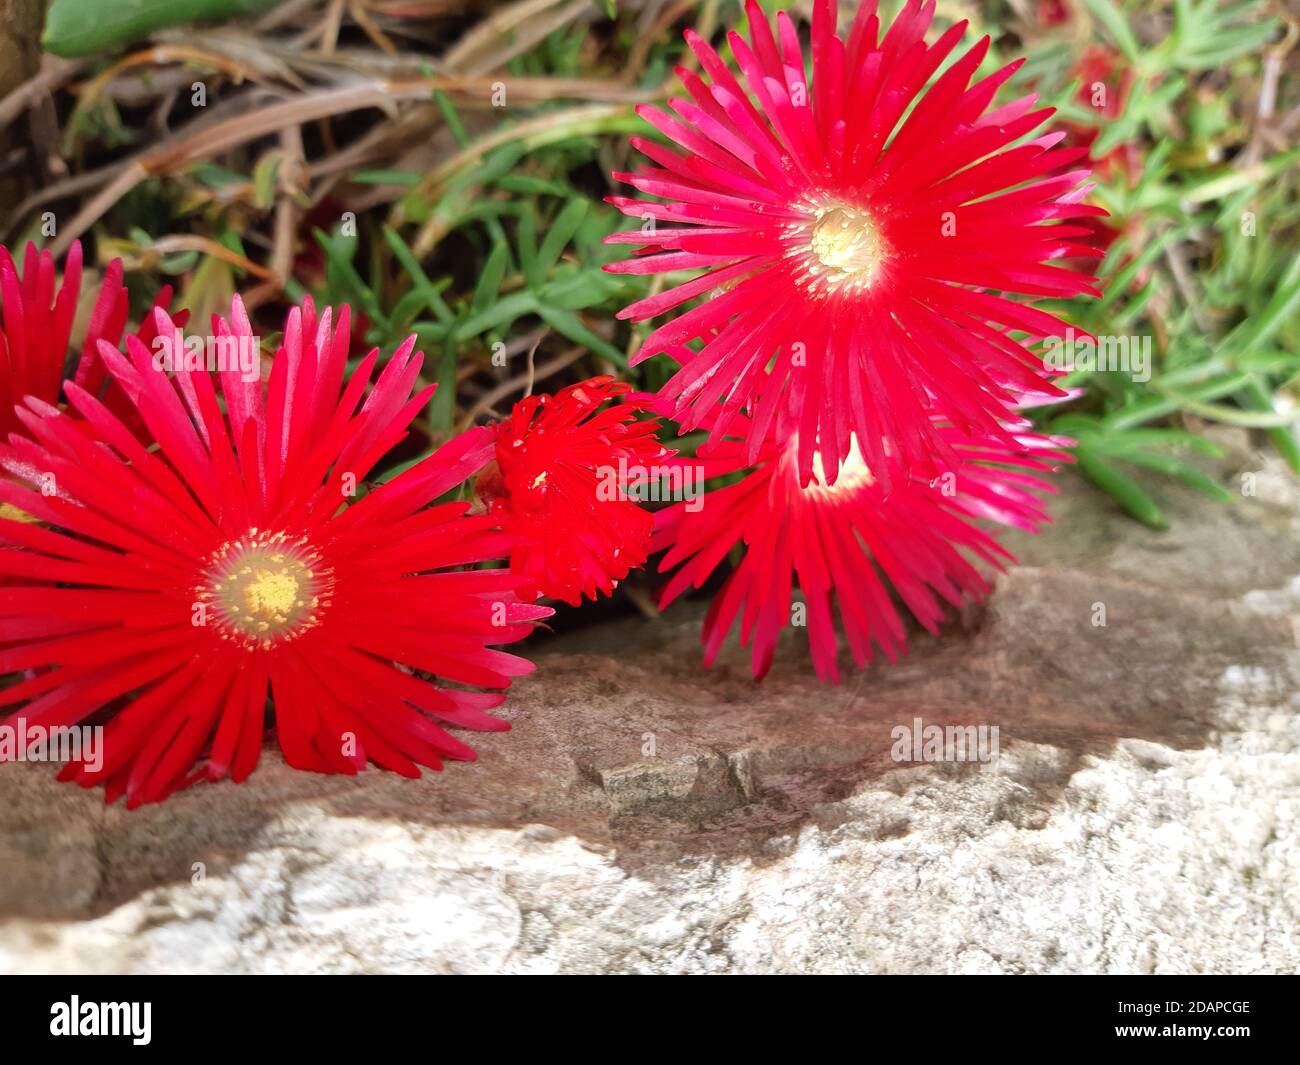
xmin=1 ymin=434 xmax=1297 ymax=973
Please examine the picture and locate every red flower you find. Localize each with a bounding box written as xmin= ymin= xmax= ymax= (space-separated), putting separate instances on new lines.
xmin=1062 ymin=46 xmax=1140 ymax=182
xmin=0 ymin=297 xmax=549 ymax=806
xmin=1037 ymin=0 xmax=1072 ymax=27
xmin=478 ymin=376 xmax=671 ymax=606
xmin=0 ymin=240 xmax=182 ymax=442
xmin=0 ymin=242 xmax=181 ymax=589
xmin=653 ymin=413 xmax=1070 ymax=683
xmin=606 ymin=0 xmax=1102 ymax=485
xmin=0 ymin=242 xmax=77 ymax=442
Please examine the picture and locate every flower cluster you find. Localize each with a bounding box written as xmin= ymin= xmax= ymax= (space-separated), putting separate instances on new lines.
xmin=608 ymin=0 xmax=1099 ymax=679
xmin=0 ymin=0 xmax=1101 ymax=804
xmin=0 ymin=231 xmax=674 ymax=804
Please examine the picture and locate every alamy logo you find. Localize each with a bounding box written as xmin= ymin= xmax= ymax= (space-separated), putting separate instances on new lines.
xmin=1043 ymin=328 xmax=1151 ymax=382
xmin=152 ymin=332 xmax=261 ymax=383
xmin=890 ymin=717 xmax=999 ymax=763
xmin=0 ymin=719 xmax=103 ymax=772
xmin=50 ymin=997 xmax=151 ymax=1045
xmin=595 ymin=458 xmax=704 ymax=512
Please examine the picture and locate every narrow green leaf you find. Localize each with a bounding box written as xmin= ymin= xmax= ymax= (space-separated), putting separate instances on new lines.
xmin=518 ymin=209 xmax=541 ymax=290
xmin=1081 ymin=0 xmax=1143 ymax=64
xmin=352 ymin=170 xmax=422 ymax=187
xmin=433 ymin=91 xmax=470 ymax=148
xmin=453 ymin=290 xmax=539 ymax=341
xmin=471 ymin=240 xmax=510 ymax=316
xmin=43 ymin=0 xmax=284 ymax=57
xmin=1109 ymin=450 xmax=1231 ymax=502
xmin=537 ymin=306 xmax=627 ymax=367
xmin=1075 ymin=446 xmax=1168 ymax=529
xmin=251 ymin=154 xmax=281 ymax=210
xmin=429 ymin=349 xmax=458 ymax=432
xmin=383 ymin=228 xmax=454 ymax=324
xmin=312 ymin=228 xmax=388 ymax=331
xmin=1086 ymin=428 xmax=1223 ymax=458
xmin=535 ymin=199 xmax=589 ymax=282
xmin=1240 ymin=375 xmax=1300 ymax=473
xmin=539 ymin=267 xmax=621 ymax=310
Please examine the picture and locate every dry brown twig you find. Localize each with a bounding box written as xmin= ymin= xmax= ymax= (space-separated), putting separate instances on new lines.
xmin=23 ymin=73 xmax=648 ymax=256
xmin=458 ymin=343 xmax=584 ymax=430
xmin=0 ymin=55 xmax=86 ymax=134
xmin=1 ymin=0 xmax=674 ymax=299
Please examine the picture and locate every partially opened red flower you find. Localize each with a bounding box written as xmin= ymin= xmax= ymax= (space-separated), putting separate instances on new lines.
xmin=607 ymin=0 xmax=1102 ymax=485
xmin=478 ymin=375 xmax=671 ymax=606
xmin=0 ymin=297 xmax=549 ymax=806
xmin=0 ymin=240 xmax=181 ymax=442
xmin=0 ymin=241 xmax=180 ymax=588
xmin=653 ymin=412 xmax=1070 ymax=683
xmin=0 ymin=242 xmax=78 ymax=442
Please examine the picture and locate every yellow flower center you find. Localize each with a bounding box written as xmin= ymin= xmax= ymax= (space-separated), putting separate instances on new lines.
xmin=198 ymin=530 xmax=331 ymax=649
xmin=795 ymin=201 xmax=889 ymax=294
xmin=240 ymin=569 xmax=303 ymax=624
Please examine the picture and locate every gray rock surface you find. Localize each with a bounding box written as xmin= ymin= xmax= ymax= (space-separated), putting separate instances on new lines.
xmin=1 ymin=432 xmax=1298 ymax=973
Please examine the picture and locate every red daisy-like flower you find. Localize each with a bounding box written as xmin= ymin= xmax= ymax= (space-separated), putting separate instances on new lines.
xmin=0 ymin=240 xmax=182 ymax=442
xmin=606 ymin=0 xmax=1102 ymax=485
xmin=652 ymin=412 xmax=1070 ymax=683
xmin=0 ymin=297 xmax=549 ymax=806
xmin=477 ymin=375 xmax=672 ymax=606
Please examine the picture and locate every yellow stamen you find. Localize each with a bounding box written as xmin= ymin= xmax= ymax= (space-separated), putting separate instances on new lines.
xmin=197 ymin=531 xmax=331 ymax=649
xmin=793 ymin=201 xmax=890 ymax=294
xmin=242 ymin=570 xmax=301 ymax=622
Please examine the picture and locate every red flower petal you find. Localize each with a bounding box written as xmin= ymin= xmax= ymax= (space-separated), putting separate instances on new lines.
xmin=654 ymin=412 xmax=1071 ymax=683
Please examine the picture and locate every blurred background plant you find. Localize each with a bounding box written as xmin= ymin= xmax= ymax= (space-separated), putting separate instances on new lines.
xmin=1 ymin=0 xmax=1296 ymax=541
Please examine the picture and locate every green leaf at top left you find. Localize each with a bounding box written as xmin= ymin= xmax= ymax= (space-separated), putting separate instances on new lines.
xmin=43 ymin=0 xmax=286 ymax=58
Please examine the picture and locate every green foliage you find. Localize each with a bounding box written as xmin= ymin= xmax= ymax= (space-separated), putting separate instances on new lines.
xmin=1086 ymin=0 xmax=1280 ymax=73
xmin=43 ymin=0 xmax=285 ymax=57
xmin=49 ymin=0 xmax=1295 ymax=526
xmin=1011 ymin=0 xmax=1297 ymax=524
xmin=318 ymin=4 xmax=1297 ymax=521
xmin=309 ymin=120 xmax=650 ymax=479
